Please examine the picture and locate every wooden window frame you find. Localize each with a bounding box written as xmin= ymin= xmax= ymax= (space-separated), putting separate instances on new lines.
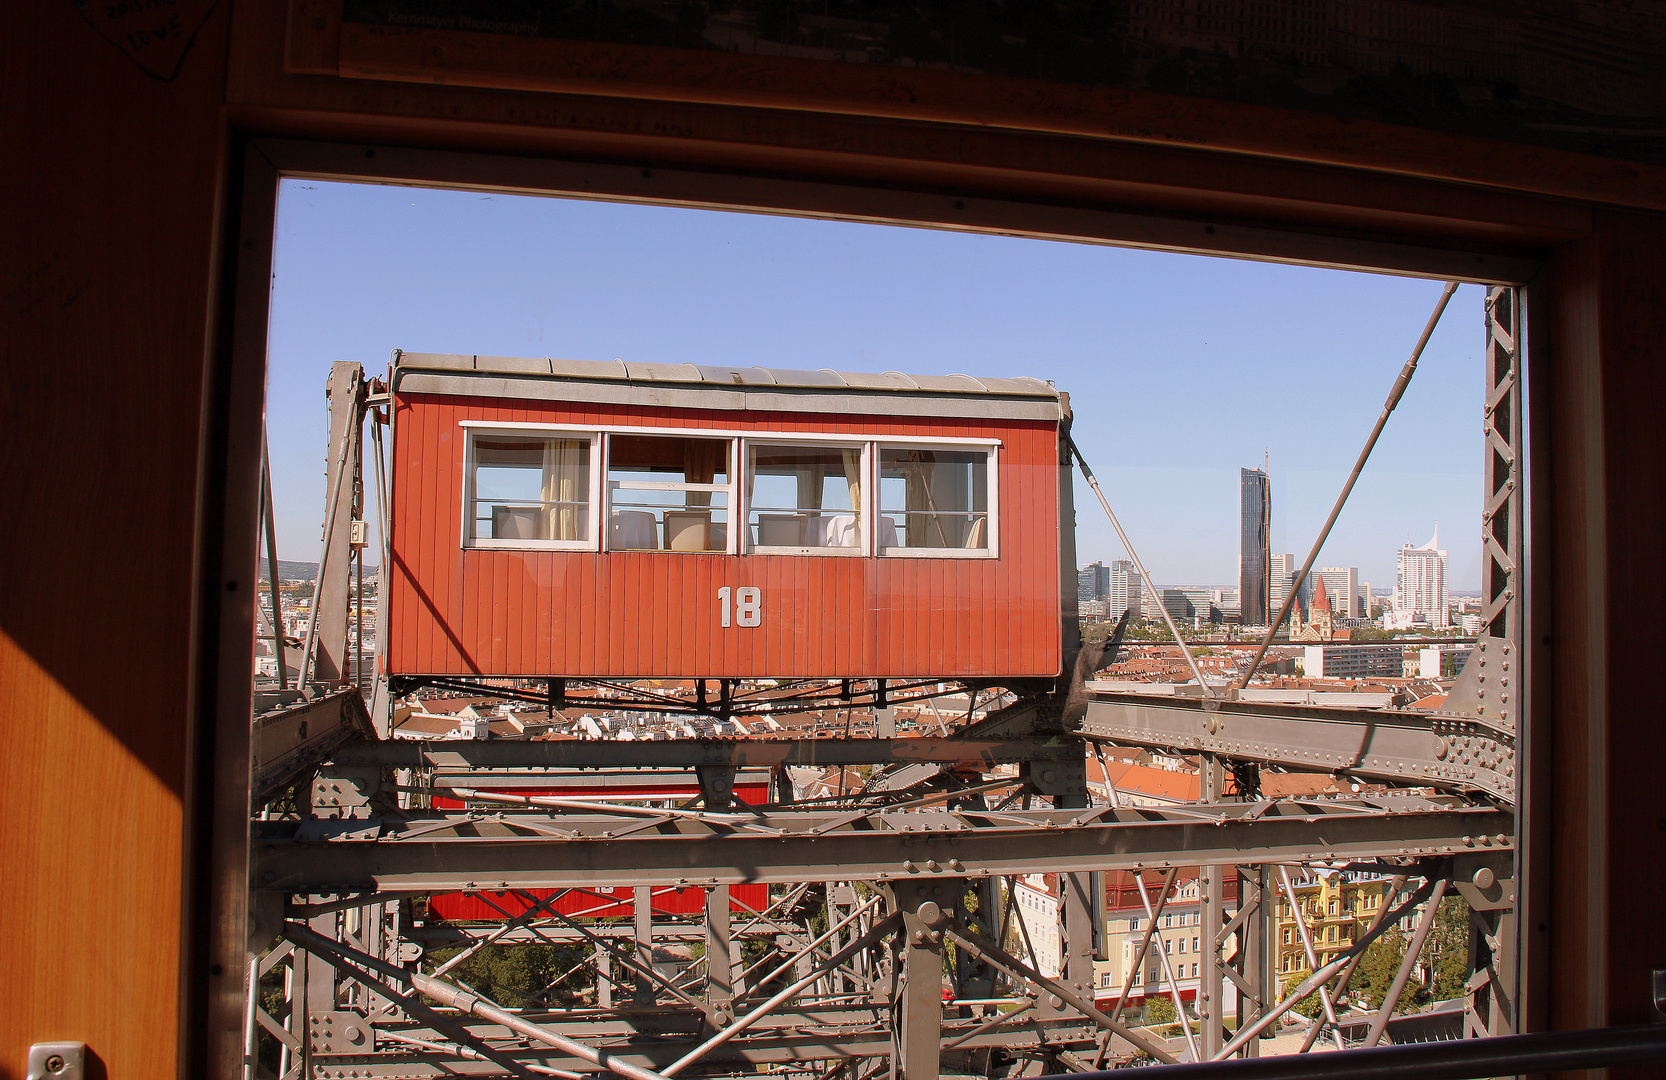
xmin=197 ymin=116 xmax=1601 ymax=1070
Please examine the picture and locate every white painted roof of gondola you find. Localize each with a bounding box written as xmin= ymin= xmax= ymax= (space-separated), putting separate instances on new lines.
xmin=390 ymin=351 xmax=1065 ymax=421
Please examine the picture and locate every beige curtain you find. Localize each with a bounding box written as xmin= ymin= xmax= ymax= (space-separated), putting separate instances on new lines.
xmin=796 ymin=467 xmax=820 ymax=513
xmin=541 ymin=439 xmax=585 ymax=540
xmin=902 ymin=450 xmax=950 ymax=547
xmin=841 ymin=449 xmax=862 ymax=512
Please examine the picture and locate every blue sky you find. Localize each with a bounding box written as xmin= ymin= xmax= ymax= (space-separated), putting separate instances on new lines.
xmin=267 ymin=179 xmax=1483 ymax=591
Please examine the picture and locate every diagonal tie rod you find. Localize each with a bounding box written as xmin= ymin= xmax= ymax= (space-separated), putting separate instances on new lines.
xmin=1068 ymin=434 xmax=1214 ymax=694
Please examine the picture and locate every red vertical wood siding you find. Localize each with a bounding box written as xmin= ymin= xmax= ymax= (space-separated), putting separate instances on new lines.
xmin=387 ymin=393 xmax=1061 ymax=679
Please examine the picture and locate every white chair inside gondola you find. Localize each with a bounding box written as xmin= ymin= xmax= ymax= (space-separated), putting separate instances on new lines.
xmin=610 ymin=509 xmax=660 ymax=550
xmin=756 ymin=514 xmax=806 ymax=547
xmin=491 ymin=504 xmax=544 ymax=540
xmin=875 ymin=516 xmax=900 ymax=548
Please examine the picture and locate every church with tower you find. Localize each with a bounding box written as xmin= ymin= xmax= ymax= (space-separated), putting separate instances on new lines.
xmin=1293 ymin=574 xmax=1346 ymax=642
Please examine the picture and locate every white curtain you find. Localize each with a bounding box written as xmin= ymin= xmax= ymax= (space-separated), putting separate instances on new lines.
xmin=541 ymin=439 xmax=585 ymax=540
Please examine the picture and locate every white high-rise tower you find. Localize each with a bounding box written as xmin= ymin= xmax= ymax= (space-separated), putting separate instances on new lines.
xmin=1394 ymin=526 xmax=1449 ymax=627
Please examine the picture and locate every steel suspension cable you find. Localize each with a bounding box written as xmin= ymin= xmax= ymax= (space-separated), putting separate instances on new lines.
xmin=1067 ymin=434 xmax=1214 ymax=694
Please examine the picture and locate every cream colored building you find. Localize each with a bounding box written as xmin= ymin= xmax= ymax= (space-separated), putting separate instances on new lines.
xmin=1274 ymin=871 xmax=1401 ymax=978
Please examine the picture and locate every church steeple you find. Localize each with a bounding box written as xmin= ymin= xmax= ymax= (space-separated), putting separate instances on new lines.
xmin=1312 ymin=574 xmax=1331 ymax=614
xmin=1295 ymin=573 xmax=1337 ymax=642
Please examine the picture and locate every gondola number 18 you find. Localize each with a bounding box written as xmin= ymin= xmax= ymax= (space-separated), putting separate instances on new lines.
xmin=717 ymin=586 xmax=762 ymax=628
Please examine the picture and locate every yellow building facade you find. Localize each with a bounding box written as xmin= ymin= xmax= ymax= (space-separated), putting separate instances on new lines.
xmin=1274 ymin=872 xmax=1397 ymax=977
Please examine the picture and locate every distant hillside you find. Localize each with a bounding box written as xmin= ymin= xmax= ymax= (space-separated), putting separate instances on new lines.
xmin=258 ymin=559 xmax=378 ymax=583
xmin=259 ymin=559 xmax=318 ymax=582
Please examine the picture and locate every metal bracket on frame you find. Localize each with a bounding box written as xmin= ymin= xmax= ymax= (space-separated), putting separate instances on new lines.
xmin=25 ymin=1043 xmax=85 ymax=1080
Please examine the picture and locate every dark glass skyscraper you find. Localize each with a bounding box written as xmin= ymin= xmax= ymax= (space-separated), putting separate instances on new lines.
xmin=1078 ymin=561 xmax=1110 ymax=602
xmin=1240 ymin=468 xmax=1270 ymax=625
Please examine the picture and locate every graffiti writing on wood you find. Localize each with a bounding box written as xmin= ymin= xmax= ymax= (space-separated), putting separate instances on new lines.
xmin=73 ymin=0 xmax=220 ymax=82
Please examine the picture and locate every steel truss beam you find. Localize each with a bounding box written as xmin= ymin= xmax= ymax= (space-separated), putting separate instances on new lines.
xmin=253 ymin=798 xmax=1512 ymax=893
xmin=386 ymin=675 xmax=1037 ymax=720
xmin=252 ymin=690 xmax=375 ymax=804
xmin=329 ymin=735 xmax=1079 ymax=770
xmin=407 ymin=924 xmax=786 ymax=944
xmin=1081 ymin=692 xmax=1515 ymax=803
xmin=298 ymin=1021 xmax=1103 ymax=1080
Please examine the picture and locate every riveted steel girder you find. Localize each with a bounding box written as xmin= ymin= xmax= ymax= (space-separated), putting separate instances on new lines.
xmin=1081 ymin=692 xmax=1515 ymax=803
xmin=328 ymin=736 xmax=1078 ymax=770
xmin=252 ymin=799 xmax=1513 ymax=894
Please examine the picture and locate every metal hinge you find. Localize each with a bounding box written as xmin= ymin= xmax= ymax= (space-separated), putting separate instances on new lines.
xmin=26 ymin=1043 xmax=84 ymax=1080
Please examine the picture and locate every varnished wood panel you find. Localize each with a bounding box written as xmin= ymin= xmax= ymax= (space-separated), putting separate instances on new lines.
xmin=1542 ymin=212 xmax=1666 ymax=1065
xmin=0 ymin=2 xmax=235 ymax=1076
xmin=223 ymin=0 xmax=1603 ymax=268
xmin=387 ymin=394 xmax=1062 ymax=679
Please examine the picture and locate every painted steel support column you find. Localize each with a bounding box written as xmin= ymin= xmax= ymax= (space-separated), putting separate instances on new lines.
xmin=634 ymin=886 xmax=656 ymax=1007
xmin=829 ymin=885 xmax=854 ymax=998
xmin=311 ymin=362 xmax=365 ymax=687
xmin=705 ymin=885 xmax=733 ymax=1026
xmin=302 ymin=907 xmax=338 ymax=1074
xmin=1464 ymin=878 xmax=1518 ymax=1039
xmin=1241 ymin=867 xmax=1273 ymax=1059
xmin=1478 ymin=285 xmax=1522 ymax=1040
xmin=1200 ymin=753 xmax=1227 ymax=1059
xmin=1062 ymin=870 xmax=1097 ymax=1017
xmin=893 ymin=901 xmax=945 ymax=1080
xmin=597 ymin=945 xmax=613 ymax=1009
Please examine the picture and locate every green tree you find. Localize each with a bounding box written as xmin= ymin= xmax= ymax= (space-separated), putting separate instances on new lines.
xmin=1427 ymin=896 xmax=1472 ymax=1002
xmin=1144 ymin=995 xmax=1176 ymax=1026
xmin=1356 ymin=930 xmax=1421 ymax=1014
xmin=426 ymin=942 xmax=590 ymax=1008
xmin=1280 ymin=969 xmax=1324 ymax=1020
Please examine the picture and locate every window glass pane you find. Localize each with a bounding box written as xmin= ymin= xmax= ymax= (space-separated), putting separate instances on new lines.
xmin=472 ymin=436 xmax=590 ymax=542
xmin=607 ymin=434 xmax=730 ymax=552
xmin=747 ymin=444 xmax=862 ymax=548
xmin=878 ymin=448 xmax=989 ymax=549
xmin=608 ymin=434 xmax=729 ymax=485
